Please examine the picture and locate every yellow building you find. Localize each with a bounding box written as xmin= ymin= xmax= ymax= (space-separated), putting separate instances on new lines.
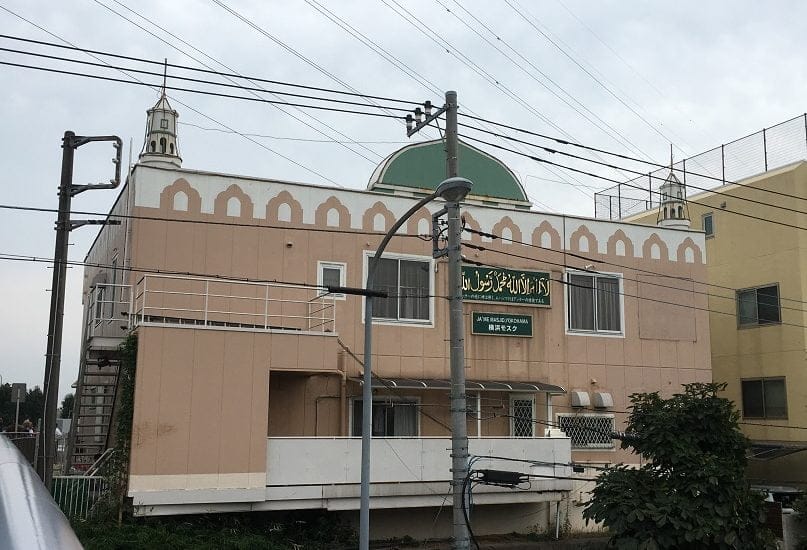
xmin=600 ymin=115 xmax=807 ymax=488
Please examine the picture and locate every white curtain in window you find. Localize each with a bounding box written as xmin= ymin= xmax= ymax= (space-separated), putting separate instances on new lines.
xmin=393 ymin=402 xmax=417 ymax=436
xmin=596 ymin=277 xmax=621 ymax=331
xmin=568 ymin=274 xmax=594 ymax=330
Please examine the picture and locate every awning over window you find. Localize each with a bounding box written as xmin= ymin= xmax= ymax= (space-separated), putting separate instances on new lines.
xmin=748 ymin=442 xmax=807 ymax=460
xmin=349 ymin=376 xmax=565 ymax=394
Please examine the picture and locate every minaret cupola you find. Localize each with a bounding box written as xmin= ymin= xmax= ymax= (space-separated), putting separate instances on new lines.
xmin=138 ymin=61 xmax=182 ymax=168
xmin=657 ymin=147 xmax=690 ymax=228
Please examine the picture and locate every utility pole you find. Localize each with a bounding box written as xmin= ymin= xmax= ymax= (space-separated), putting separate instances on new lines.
xmin=408 ymin=90 xmax=471 ymax=550
xmin=38 ymin=131 xmax=122 ymax=488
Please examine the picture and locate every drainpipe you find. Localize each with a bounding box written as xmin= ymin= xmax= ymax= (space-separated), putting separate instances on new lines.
xmin=338 ymin=351 xmax=347 ymax=436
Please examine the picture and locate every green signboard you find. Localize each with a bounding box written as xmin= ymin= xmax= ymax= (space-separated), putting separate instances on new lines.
xmin=462 ymin=266 xmax=551 ymax=306
xmin=472 ymin=312 xmax=533 ymax=337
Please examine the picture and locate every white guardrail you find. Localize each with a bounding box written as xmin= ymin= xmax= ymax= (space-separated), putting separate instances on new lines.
xmin=131 ymin=274 xmax=336 ymax=334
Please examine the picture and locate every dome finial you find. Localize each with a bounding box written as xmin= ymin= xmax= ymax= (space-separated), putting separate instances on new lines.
xmin=138 ymin=60 xmax=182 ymax=168
xmin=161 ymin=58 xmax=168 ymax=98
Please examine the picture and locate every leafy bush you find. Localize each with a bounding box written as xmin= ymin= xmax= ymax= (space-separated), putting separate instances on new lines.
xmin=583 ymin=383 xmax=776 ymax=549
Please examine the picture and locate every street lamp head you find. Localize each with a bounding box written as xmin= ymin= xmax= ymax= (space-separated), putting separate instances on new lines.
xmin=435 ymin=177 xmax=472 ymax=203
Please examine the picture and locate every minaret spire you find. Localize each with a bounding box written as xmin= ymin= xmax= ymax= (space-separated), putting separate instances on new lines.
xmin=138 ymin=58 xmax=182 ymax=168
xmin=162 ymin=58 xmax=168 ymax=97
xmin=656 ymin=143 xmax=690 ymax=228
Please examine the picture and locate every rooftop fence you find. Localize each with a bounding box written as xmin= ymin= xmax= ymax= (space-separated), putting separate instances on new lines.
xmin=594 ymin=114 xmax=807 ymax=220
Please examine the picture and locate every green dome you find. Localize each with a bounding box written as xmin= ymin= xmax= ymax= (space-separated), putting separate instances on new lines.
xmin=368 ymin=140 xmax=529 ymax=205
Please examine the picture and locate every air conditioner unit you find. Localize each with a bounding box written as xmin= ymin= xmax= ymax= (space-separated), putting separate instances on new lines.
xmin=592 ymin=392 xmax=614 ymax=409
xmin=570 ymin=391 xmax=590 ymax=408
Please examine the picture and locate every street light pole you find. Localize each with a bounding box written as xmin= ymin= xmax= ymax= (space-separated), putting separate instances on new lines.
xmin=405 ymin=90 xmax=470 ymax=550
xmin=359 ymin=177 xmax=472 ymax=550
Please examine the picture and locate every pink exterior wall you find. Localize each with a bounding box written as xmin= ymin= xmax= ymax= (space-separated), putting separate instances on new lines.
xmin=86 ymin=163 xmax=710 ymax=491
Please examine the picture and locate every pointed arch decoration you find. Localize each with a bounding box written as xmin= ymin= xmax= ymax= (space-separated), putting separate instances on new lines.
xmin=362 ymin=202 xmax=395 ymax=232
xmin=531 ymin=220 xmax=560 ymax=250
xmin=406 ymin=206 xmax=433 ymax=236
xmin=491 ymin=216 xmax=523 ymax=244
xmin=642 ymin=233 xmax=669 ymax=261
xmin=461 ymin=212 xmax=483 ymax=244
xmin=159 ymin=178 xmax=202 ymax=214
xmin=214 ymin=184 xmax=254 ymax=219
xmin=607 ymin=229 xmax=634 ymax=258
xmin=676 ymin=238 xmax=703 ymax=264
xmin=315 ymin=196 xmax=351 ymax=229
xmin=570 ymin=225 xmax=598 ymax=254
xmin=265 ymin=190 xmax=303 ymax=224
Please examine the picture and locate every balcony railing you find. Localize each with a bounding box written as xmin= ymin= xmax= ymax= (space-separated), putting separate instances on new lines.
xmin=132 ymin=274 xmax=336 ymax=334
xmin=86 ymin=283 xmax=132 ymax=339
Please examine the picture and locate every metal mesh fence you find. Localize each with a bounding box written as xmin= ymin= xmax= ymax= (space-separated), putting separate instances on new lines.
xmin=557 ymin=414 xmax=614 ymax=449
xmin=594 ymin=114 xmax=807 ymax=220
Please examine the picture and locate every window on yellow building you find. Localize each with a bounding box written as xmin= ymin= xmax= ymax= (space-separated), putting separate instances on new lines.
xmin=741 ymin=378 xmax=787 ymax=419
xmin=702 ymin=212 xmax=714 ymax=238
xmin=737 ymin=284 xmax=780 ymax=326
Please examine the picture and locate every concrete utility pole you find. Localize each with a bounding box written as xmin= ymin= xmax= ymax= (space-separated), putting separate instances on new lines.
xmin=406 ymin=90 xmax=470 ymax=550
xmin=38 ymin=131 xmax=122 ymax=488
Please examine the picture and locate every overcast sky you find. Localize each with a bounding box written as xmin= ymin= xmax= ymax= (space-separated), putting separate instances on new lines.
xmin=1 ymin=0 xmax=805 ymax=403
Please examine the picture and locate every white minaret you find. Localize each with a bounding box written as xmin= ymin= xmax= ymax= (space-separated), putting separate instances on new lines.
xmin=138 ymin=60 xmax=181 ymax=168
xmin=657 ymin=146 xmax=690 ymax=228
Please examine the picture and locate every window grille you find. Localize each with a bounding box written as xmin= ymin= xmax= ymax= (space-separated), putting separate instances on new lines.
xmin=511 ymin=398 xmax=534 ymax=438
xmin=557 ymin=414 xmax=614 ymax=449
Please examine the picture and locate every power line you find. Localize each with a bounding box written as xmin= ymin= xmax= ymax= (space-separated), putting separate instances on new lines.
xmin=0 ymin=10 xmax=343 ymax=186
xmin=7 ymin=198 xmax=807 ymax=310
xmin=179 ymin=121 xmax=410 ymax=144
xmin=0 ymin=32 xmax=422 ymax=106
xmin=502 ymin=0 xmax=686 ymax=156
xmin=459 ymin=123 xmax=807 ymax=218
xmin=437 ymin=0 xmax=654 ymax=163
xmin=463 ymin=243 xmax=807 ymax=331
xmin=83 ymin=2 xmax=389 ymax=163
xmin=463 ymin=223 xmax=807 ymax=309
xmin=0 ymin=45 xmax=414 ymax=113
xmin=0 ymin=60 xmax=408 ymax=121
xmin=459 ymin=133 xmax=807 ymax=233
xmin=460 ymin=112 xmax=807 ymax=204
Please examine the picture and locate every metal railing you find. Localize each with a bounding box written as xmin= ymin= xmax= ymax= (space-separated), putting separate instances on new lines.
xmin=594 ymin=113 xmax=807 ymax=220
xmin=51 ymin=475 xmax=109 ymax=520
xmin=0 ymin=434 xmax=83 ymax=549
xmin=132 ymin=273 xmax=336 ymax=334
xmin=87 ymin=282 xmax=132 ymax=338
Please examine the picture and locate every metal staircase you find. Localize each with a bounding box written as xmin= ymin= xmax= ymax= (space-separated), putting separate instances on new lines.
xmin=64 ymin=282 xmax=130 ymax=473
xmin=65 ymin=357 xmax=120 ymax=472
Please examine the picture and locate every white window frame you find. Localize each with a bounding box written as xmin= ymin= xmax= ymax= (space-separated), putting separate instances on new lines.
xmin=510 ymin=394 xmax=536 ymax=438
xmin=362 ymin=251 xmax=435 ymax=327
xmin=349 ymin=396 xmax=422 ymax=437
xmin=564 ymin=270 xmax=625 ymax=338
xmin=556 ymin=413 xmax=615 ymax=450
xmin=317 ymin=261 xmax=347 ymax=300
